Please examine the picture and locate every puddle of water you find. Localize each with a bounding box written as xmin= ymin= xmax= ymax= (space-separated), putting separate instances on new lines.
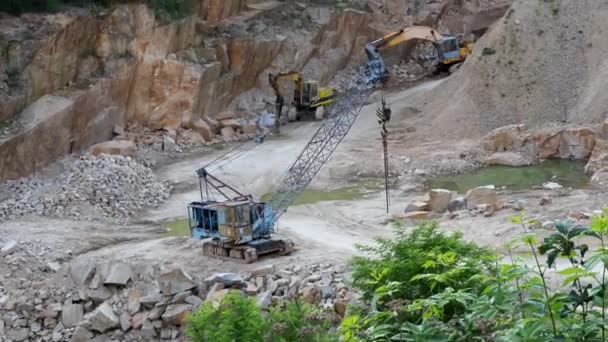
xmin=263 ymin=179 xmax=382 ymax=206
xmin=429 ymin=159 xmax=590 ymax=193
xmin=162 ymin=218 xmax=190 ymax=237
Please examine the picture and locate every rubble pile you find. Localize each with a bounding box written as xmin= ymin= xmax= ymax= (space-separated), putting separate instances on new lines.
xmin=402 ymin=185 xmax=505 ymax=220
xmin=0 ymin=154 xmax=170 ymax=221
xmin=0 ymin=240 xmax=355 ymax=341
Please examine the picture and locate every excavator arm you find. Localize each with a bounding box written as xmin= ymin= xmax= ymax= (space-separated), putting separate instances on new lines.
xmin=364 ymin=26 xmax=449 ymax=84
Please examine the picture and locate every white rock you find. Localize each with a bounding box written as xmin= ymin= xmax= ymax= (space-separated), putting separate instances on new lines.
xmin=542 ymin=181 xmax=563 ymax=190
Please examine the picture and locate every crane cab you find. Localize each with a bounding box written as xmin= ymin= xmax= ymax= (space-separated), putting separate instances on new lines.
xmin=188 ymin=199 xmax=269 ymax=242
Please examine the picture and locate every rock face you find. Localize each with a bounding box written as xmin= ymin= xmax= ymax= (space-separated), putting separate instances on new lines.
xmin=0 ymin=76 xmax=132 ymax=181
xmin=0 ymin=3 xmax=380 ymax=180
xmin=480 ymin=125 xmax=599 ymax=165
xmin=465 ymin=185 xmax=500 ymax=210
xmin=418 ymin=0 xmax=608 ymax=139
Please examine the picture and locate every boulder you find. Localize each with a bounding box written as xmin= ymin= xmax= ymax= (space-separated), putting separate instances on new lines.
xmin=69 ymin=260 xmax=96 ymax=286
xmin=245 ymin=283 xmax=258 ymax=295
xmin=172 ymin=291 xmax=192 ymax=304
xmin=401 ymin=211 xmax=430 ymax=220
xmin=87 ymin=302 xmax=119 ymax=333
xmin=206 ymin=283 xmax=230 ymax=302
xmin=334 ymin=299 xmax=348 ymax=317
xmin=221 ymin=126 xmax=236 ymax=140
xmin=7 ymin=328 xmax=29 ymax=342
xmin=215 ymin=111 xmax=235 ymax=120
xmin=602 ymin=119 xmax=608 ymax=138
xmin=89 ymin=140 xmax=136 ymax=157
xmin=484 ymin=152 xmax=533 ymax=166
xmin=61 ymin=303 xmax=83 ymax=328
xmin=161 ymin=304 xmax=190 ymax=325
xmin=141 ymin=319 xmax=156 ymax=337
xmin=0 ymin=239 xmax=17 ymax=256
xmin=127 ymin=289 xmax=142 ymax=314
xmin=428 ymin=189 xmax=452 ymax=213
xmin=221 ymin=119 xmax=241 ymax=129
xmin=301 ymin=285 xmax=321 ymax=305
xmin=257 ymin=291 xmax=272 ymax=310
xmin=163 ymin=135 xmax=178 ymax=152
xmin=591 ymin=168 xmax=608 ymax=190
xmin=103 ymin=262 xmax=133 ymax=286
xmin=204 ymin=273 xmax=244 ymax=287
xmin=70 ymin=326 xmax=93 ymax=342
xmin=535 ymin=127 xmax=596 ymax=159
xmin=140 ymin=292 xmax=163 ymax=306
xmin=88 ymin=287 xmax=112 ymax=303
xmin=191 ymin=119 xmax=214 ymax=141
xmin=539 ymin=196 xmax=552 ymax=206
xmin=185 ymin=295 xmax=203 ymax=308
xmin=252 ymin=264 xmax=275 ymax=277
xmin=130 ymin=312 xmax=146 ymax=330
xmin=158 ymin=269 xmax=197 ymax=295
xmin=482 ymin=124 xmax=527 ymax=152
xmin=585 ymin=139 xmax=608 ymax=174
xmin=448 ymin=197 xmax=466 ymax=212
xmin=465 ymin=185 xmax=500 ymax=210
xmin=242 ymin=124 xmax=258 ymax=134
xmin=119 ymin=312 xmax=131 ymax=332
xmin=404 ymin=201 xmax=428 ymax=213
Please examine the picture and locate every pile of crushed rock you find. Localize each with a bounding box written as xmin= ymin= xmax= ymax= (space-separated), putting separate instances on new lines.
xmin=0 ymin=154 xmax=170 ymax=221
xmin=0 ymin=238 xmax=355 ymax=342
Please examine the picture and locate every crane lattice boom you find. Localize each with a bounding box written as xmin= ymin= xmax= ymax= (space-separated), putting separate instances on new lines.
xmin=254 ymin=84 xmax=371 ymax=235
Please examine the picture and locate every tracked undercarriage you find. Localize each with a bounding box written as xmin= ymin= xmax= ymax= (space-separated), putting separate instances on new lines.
xmin=202 ymin=238 xmax=295 ymax=263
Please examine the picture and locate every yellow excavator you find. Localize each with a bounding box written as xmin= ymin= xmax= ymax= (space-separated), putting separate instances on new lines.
xmin=364 ymin=26 xmax=474 ymax=84
xmin=268 ymin=71 xmax=336 ymax=126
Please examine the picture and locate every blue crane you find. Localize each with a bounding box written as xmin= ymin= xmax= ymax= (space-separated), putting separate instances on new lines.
xmin=187 ymin=82 xmax=371 ymax=263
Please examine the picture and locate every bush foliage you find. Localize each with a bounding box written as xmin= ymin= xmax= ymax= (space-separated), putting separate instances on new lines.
xmin=187 ymin=212 xmax=608 ymax=341
xmin=187 ymin=291 xmax=338 ymax=342
xmin=0 ymin=0 xmax=193 ymax=19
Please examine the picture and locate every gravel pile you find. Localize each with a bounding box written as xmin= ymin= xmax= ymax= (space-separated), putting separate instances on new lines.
xmin=0 ymin=154 xmax=170 ymax=221
xmin=416 ymin=0 xmax=606 ymax=139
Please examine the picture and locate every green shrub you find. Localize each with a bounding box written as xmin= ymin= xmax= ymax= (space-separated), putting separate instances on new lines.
xmin=266 ymin=300 xmax=339 ymax=342
xmin=187 ymin=292 xmax=338 ymax=342
xmin=351 ymin=221 xmax=497 ymax=303
xmin=187 ymin=291 xmax=266 ymax=342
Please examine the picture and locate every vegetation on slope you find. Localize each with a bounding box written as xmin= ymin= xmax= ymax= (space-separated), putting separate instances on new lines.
xmin=188 ymin=211 xmax=608 ymax=341
xmin=0 ymin=0 xmax=193 ymax=18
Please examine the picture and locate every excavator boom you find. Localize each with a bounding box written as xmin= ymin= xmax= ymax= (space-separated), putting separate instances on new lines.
xmin=364 ymin=26 xmax=468 ymax=84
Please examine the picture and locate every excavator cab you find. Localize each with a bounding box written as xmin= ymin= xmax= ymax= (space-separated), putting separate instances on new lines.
xmin=436 ymin=37 xmax=461 ymax=63
xmin=301 ymin=80 xmax=319 ymax=106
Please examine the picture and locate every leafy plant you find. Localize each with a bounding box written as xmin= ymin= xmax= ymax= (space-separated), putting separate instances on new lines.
xmin=187 ymin=291 xmax=266 ymax=342
xmin=266 ymin=300 xmax=338 ymax=342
